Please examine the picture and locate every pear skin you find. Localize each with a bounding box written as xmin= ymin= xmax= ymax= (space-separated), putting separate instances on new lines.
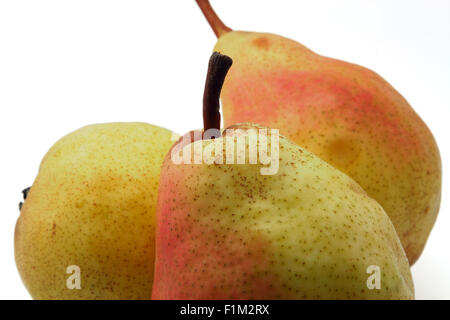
xmin=195 ymin=0 xmax=441 ymax=264
xmin=15 ymin=122 xmax=178 ymax=299
xmin=152 ymin=124 xmax=414 ymax=300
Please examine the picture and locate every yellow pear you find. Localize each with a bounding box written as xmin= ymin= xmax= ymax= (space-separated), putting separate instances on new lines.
xmin=15 ymin=122 xmax=178 ymax=299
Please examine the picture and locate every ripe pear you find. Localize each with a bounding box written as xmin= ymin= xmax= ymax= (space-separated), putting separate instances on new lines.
xmin=151 ymin=52 xmax=414 ymax=300
xmin=15 ymin=122 xmax=178 ymax=299
xmin=195 ymin=0 xmax=441 ymax=264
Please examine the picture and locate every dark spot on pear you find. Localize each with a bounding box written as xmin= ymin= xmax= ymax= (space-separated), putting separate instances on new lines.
xmin=19 ymin=186 xmax=31 ymax=211
xmin=252 ymin=37 xmax=270 ymax=50
xmin=22 ymin=187 xmax=31 ymax=199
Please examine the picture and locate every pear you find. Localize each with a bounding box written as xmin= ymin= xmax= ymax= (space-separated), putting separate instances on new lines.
xmin=151 ymin=52 xmax=414 ymax=300
xmin=195 ymin=0 xmax=441 ymax=264
xmin=15 ymin=122 xmax=178 ymax=299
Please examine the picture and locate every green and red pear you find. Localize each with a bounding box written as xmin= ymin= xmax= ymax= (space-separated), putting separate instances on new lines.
xmin=151 ymin=52 xmax=414 ymax=300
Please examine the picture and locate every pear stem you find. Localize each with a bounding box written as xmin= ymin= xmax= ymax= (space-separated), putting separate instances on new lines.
xmin=195 ymin=0 xmax=232 ymax=38
xmin=203 ymin=52 xmax=233 ymax=134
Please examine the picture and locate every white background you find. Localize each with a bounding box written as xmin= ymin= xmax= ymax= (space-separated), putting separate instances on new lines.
xmin=0 ymin=0 xmax=449 ymax=300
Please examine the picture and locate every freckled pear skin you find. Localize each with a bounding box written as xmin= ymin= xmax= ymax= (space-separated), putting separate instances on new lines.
xmin=152 ymin=125 xmax=414 ymax=300
xmin=15 ymin=123 xmax=178 ymax=299
xmin=196 ymin=0 xmax=442 ymax=264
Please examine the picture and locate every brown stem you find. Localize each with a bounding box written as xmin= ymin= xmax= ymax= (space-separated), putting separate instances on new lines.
xmin=203 ymin=52 xmax=233 ymax=134
xmin=195 ymin=0 xmax=232 ymax=37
